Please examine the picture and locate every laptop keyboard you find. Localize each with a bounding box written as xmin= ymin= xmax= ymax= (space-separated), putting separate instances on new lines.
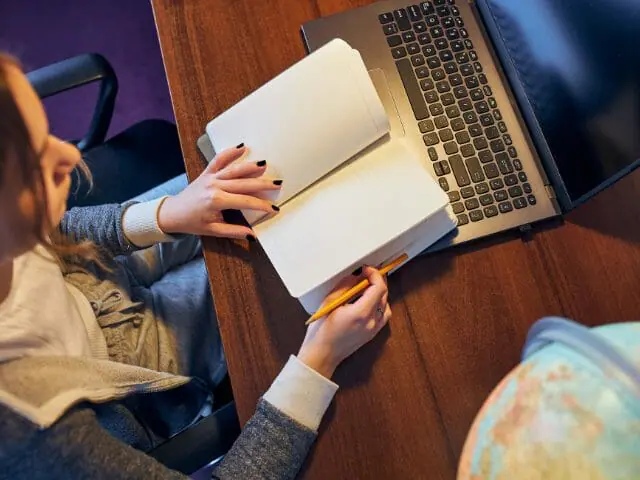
xmin=379 ymin=1 xmax=536 ymax=226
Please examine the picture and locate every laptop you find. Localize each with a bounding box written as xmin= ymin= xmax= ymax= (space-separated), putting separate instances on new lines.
xmin=301 ymin=0 xmax=640 ymax=247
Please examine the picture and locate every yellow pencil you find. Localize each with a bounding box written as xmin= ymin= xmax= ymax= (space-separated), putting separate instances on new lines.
xmin=305 ymin=253 xmax=409 ymax=325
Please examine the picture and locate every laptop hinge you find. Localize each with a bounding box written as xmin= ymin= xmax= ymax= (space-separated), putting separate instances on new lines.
xmin=544 ymin=185 xmax=557 ymax=200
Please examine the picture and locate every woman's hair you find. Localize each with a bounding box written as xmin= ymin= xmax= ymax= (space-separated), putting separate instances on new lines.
xmin=0 ymin=53 xmax=106 ymax=271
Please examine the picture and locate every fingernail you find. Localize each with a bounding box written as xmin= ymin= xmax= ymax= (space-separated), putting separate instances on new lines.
xmin=246 ymin=234 xmax=256 ymax=242
xmin=273 ymin=179 xmax=283 ymax=186
xmin=236 ymin=142 xmax=245 ymax=149
xmin=351 ymin=266 xmax=363 ymax=276
xmin=256 ymin=160 xmax=267 ymax=167
xmin=272 ymin=204 xmax=280 ymax=212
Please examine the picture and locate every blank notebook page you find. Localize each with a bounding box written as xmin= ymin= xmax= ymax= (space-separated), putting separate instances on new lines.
xmin=205 ymin=39 xmax=389 ymax=224
xmin=253 ymin=137 xmax=449 ymax=298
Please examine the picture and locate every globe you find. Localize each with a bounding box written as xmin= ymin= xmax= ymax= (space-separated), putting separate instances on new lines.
xmin=459 ymin=317 xmax=640 ymax=480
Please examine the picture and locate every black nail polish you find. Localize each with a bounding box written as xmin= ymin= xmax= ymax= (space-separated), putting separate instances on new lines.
xmin=236 ymin=142 xmax=245 ymax=149
xmin=246 ymin=234 xmax=256 ymax=242
xmin=256 ymin=160 xmax=267 ymax=167
xmin=273 ymin=179 xmax=283 ymax=186
xmin=351 ymin=266 xmax=363 ymax=276
xmin=272 ymin=205 xmax=280 ymax=212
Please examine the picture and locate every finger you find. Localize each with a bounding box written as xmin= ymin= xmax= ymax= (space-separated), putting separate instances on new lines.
xmin=216 ymin=160 xmax=267 ymax=180
xmin=206 ymin=145 xmax=247 ymax=173
xmin=379 ymin=303 xmax=392 ymax=328
xmin=205 ymin=222 xmax=255 ymax=240
xmin=352 ymin=266 xmax=387 ymax=318
xmin=321 ymin=269 xmax=366 ymax=307
xmin=217 ymin=191 xmax=277 ymax=213
xmin=216 ymin=177 xmax=282 ymax=194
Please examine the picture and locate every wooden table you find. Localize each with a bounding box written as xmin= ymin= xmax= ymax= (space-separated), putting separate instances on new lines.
xmin=151 ymin=1 xmax=640 ymax=477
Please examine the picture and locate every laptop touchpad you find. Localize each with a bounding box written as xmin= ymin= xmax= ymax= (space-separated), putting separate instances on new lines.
xmin=368 ymin=68 xmax=405 ymax=138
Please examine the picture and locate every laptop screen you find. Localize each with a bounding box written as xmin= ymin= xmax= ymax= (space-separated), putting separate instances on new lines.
xmin=482 ymin=0 xmax=640 ymax=205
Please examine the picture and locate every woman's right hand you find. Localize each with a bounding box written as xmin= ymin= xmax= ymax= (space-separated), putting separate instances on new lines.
xmin=297 ymin=266 xmax=391 ymax=379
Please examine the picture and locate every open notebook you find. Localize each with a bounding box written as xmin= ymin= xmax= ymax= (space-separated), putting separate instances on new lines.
xmin=201 ymin=39 xmax=457 ymax=313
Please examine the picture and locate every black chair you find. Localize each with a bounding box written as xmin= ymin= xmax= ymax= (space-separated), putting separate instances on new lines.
xmin=27 ymin=54 xmax=240 ymax=474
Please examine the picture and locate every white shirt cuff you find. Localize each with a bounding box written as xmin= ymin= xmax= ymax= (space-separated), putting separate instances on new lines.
xmin=263 ymin=355 xmax=339 ymax=431
xmin=122 ymin=197 xmax=177 ymax=247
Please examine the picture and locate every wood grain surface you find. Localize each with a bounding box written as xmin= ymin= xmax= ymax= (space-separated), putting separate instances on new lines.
xmin=151 ymin=1 xmax=640 ymax=477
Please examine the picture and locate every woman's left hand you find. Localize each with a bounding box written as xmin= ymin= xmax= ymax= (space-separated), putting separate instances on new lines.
xmin=157 ymin=145 xmax=281 ymax=239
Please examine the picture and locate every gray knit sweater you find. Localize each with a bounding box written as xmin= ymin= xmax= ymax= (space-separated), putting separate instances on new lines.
xmin=0 ymin=204 xmax=317 ymax=479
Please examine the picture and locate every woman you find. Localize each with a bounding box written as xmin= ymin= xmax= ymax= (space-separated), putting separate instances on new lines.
xmin=0 ymin=55 xmax=392 ymax=478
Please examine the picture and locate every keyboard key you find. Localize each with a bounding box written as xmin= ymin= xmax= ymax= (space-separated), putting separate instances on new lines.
xmin=408 ymin=4 xmax=423 ymax=21
xmin=493 ymin=109 xmax=503 ymax=120
xmin=387 ymin=35 xmax=403 ymax=47
xmin=430 ymin=26 xmax=444 ymax=38
xmin=418 ymin=119 xmax=435 ymax=133
xmin=469 ymin=209 xmax=484 ymax=222
xmin=449 ymin=154 xmax=471 ymax=187
xmin=527 ymin=194 xmax=537 ymax=205
xmin=414 ymin=21 xmax=428 ymax=33
xmin=488 ymin=97 xmax=498 ymax=109
xmin=473 ymin=137 xmax=488 ymax=150
xmin=483 ymin=85 xmax=493 ymax=96
xmin=426 ymin=14 xmax=439 ymax=26
xmin=444 ymin=141 xmax=458 ymax=154
xmin=465 ymin=76 xmax=479 ymax=89
xmin=396 ymin=59 xmax=429 ymax=119
xmin=423 ymin=132 xmax=440 ymax=146
xmin=451 ymin=118 xmax=465 ymax=131
xmin=461 ymin=143 xmax=475 ymax=157
xmin=424 ymin=90 xmax=439 ymax=103
xmin=418 ymin=33 xmax=433 ymax=45
xmin=393 ymin=8 xmax=412 ymax=31
xmin=453 ymin=86 xmax=467 ymax=99
xmin=448 ymin=190 xmax=461 ymax=202
xmin=446 ymin=28 xmax=460 ymax=40
xmin=457 ymin=213 xmax=469 ymax=225
xmin=508 ymin=185 xmax=523 ymax=198
xmin=465 ymin=198 xmax=480 ymax=210
xmin=490 ymin=178 xmax=504 ymax=190
xmin=436 ymin=5 xmax=450 ymax=17
xmin=439 ymin=49 xmax=454 ymax=62
xmin=484 ymin=205 xmax=499 ymax=217
xmin=444 ymin=61 xmax=458 ymax=74
xmin=485 ymin=126 xmax=499 ymax=139
xmin=463 ymin=111 xmax=478 ymax=124
xmin=480 ymin=113 xmax=494 ymax=126
xmin=503 ymin=134 xmax=513 ymax=145
xmin=496 ymin=153 xmax=513 ymax=174
xmin=427 ymin=56 xmax=441 ymax=68
xmin=446 ymin=105 xmax=461 ymax=118
xmin=484 ymin=163 xmax=499 ymax=179
xmin=432 ymin=68 xmax=446 ymax=81
xmin=460 ymin=186 xmax=475 ymax=198
xmin=460 ymin=28 xmax=469 ymax=38
xmin=498 ymin=121 xmax=508 ymax=133
xmin=455 ymin=16 xmax=464 ymax=27
xmin=392 ymin=46 xmax=408 ymax=58
xmin=440 ymin=160 xmax=451 ymax=174
xmin=412 ymin=54 xmax=426 ymax=67
xmin=455 ymin=131 xmax=470 ymax=144
xmin=436 ymin=80 xmax=450 ymax=93
xmin=428 ymin=147 xmax=439 ymax=162
xmin=440 ymin=92 xmax=455 ymax=106
xmin=407 ymin=42 xmax=421 ymax=54
xmin=475 ymin=101 xmax=489 ymax=114
xmin=499 ymin=201 xmax=513 ymax=213
xmin=479 ymin=193 xmax=494 ymax=206
xmin=513 ymin=197 xmax=527 ymax=209
xmin=455 ymin=52 xmax=470 ymax=64
xmin=509 ymin=147 xmax=518 ymax=159
xmin=420 ymin=78 xmax=435 ymax=90
xmin=383 ymin=24 xmax=399 ymax=35
xmin=379 ymin=12 xmax=394 ymax=24
xmin=468 ymin=123 xmax=483 ymax=137
xmin=439 ymin=128 xmax=454 ymax=142
xmin=465 ymin=156 xmax=484 ymax=182
xmin=433 ymin=161 xmax=445 ymax=176
xmin=518 ymin=171 xmax=527 ymax=182
xmin=473 ymin=62 xmax=483 ymax=73
xmin=460 ymin=64 xmax=474 ymax=76
xmin=452 ymin=201 xmax=464 ymax=212
xmin=422 ymin=45 xmax=436 ymax=58
xmin=435 ymin=38 xmax=449 ymax=50
xmin=504 ymin=174 xmax=518 ymax=186
xmin=469 ymin=50 xmax=478 ymax=61
xmin=403 ymin=31 xmax=417 ymax=42
xmin=475 ymin=182 xmax=489 ymax=194
xmin=435 ymin=115 xmax=449 ymax=128
xmin=478 ymin=150 xmax=493 ymax=163
xmin=494 ymin=190 xmax=508 ymax=201
xmin=420 ymin=1 xmax=435 ymax=15
xmin=451 ymin=39 xmax=464 ymax=52
xmin=450 ymin=73 xmax=463 ymax=86
xmin=523 ymin=183 xmax=532 ymax=194
xmin=416 ymin=66 xmax=430 ymax=78
xmin=490 ymin=139 xmax=506 ymax=152
xmin=439 ymin=177 xmax=450 ymax=191
xmin=442 ymin=16 xmax=455 ymax=28
xmin=464 ymin=39 xmax=474 ymax=49
xmin=429 ymin=103 xmax=444 ymax=116
xmin=470 ymin=88 xmax=484 ymax=101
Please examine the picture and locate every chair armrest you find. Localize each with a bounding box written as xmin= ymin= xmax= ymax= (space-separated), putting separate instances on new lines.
xmin=26 ymin=53 xmax=118 ymax=151
xmin=148 ymin=401 xmax=241 ymax=475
